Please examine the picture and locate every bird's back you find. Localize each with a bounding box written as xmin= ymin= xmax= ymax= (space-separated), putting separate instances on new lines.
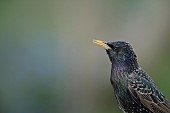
xmin=128 ymin=68 xmax=170 ymax=113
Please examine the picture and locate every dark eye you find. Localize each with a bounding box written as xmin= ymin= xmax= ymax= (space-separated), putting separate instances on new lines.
xmin=114 ymin=47 xmax=123 ymax=53
xmin=113 ymin=47 xmax=118 ymax=51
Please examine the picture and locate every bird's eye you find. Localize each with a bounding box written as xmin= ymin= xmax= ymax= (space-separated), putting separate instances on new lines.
xmin=113 ymin=47 xmax=123 ymax=53
xmin=113 ymin=47 xmax=121 ymax=51
xmin=113 ymin=47 xmax=118 ymax=51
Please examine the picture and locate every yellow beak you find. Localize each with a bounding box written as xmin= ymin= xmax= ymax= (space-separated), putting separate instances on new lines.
xmin=93 ymin=40 xmax=111 ymax=50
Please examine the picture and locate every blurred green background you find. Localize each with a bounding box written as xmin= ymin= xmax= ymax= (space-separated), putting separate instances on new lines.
xmin=0 ymin=1 xmax=170 ymax=113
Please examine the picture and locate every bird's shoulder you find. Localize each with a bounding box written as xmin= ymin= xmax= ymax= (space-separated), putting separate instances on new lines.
xmin=127 ymin=67 xmax=170 ymax=113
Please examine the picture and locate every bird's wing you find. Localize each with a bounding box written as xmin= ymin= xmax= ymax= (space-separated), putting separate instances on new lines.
xmin=128 ymin=71 xmax=170 ymax=113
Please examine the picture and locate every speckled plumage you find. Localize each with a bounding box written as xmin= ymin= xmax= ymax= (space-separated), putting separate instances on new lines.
xmin=94 ymin=40 xmax=170 ymax=113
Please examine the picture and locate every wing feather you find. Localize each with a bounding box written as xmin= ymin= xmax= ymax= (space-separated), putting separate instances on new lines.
xmin=128 ymin=70 xmax=170 ymax=113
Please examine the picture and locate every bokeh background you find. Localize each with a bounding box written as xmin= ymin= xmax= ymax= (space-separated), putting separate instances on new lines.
xmin=0 ymin=1 xmax=170 ymax=113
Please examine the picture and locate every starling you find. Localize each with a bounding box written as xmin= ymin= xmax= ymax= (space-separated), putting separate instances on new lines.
xmin=93 ymin=40 xmax=170 ymax=113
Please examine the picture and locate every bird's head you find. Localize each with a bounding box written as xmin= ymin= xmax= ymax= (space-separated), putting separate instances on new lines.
xmin=93 ymin=40 xmax=138 ymax=67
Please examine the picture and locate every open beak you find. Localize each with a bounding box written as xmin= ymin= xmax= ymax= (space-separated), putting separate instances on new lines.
xmin=93 ymin=40 xmax=111 ymax=50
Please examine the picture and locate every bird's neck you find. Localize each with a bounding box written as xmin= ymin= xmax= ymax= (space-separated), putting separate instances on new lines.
xmin=113 ymin=56 xmax=138 ymax=72
xmin=112 ymin=63 xmax=138 ymax=73
xmin=111 ymin=60 xmax=138 ymax=81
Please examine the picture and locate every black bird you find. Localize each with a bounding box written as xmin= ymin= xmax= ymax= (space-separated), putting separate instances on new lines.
xmin=93 ymin=40 xmax=170 ymax=113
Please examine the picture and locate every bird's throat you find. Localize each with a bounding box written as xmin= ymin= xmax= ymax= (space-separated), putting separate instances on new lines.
xmin=111 ymin=61 xmax=137 ymax=82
